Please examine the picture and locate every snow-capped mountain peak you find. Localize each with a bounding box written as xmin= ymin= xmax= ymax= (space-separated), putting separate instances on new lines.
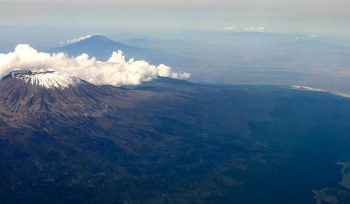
xmin=3 ymin=70 xmax=83 ymax=89
xmin=0 ymin=70 xmax=112 ymax=123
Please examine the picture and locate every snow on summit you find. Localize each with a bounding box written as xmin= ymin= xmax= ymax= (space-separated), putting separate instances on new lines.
xmin=5 ymin=70 xmax=83 ymax=89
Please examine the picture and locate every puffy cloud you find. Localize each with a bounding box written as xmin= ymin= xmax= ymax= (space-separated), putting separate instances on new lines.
xmin=0 ymin=44 xmax=190 ymax=86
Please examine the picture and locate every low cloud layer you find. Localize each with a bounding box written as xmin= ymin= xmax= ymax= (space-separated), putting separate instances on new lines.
xmin=0 ymin=44 xmax=190 ymax=86
xmin=60 ymin=35 xmax=94 ymax=45
xmin=243 ymin=26 xmax=265 ymax=32
xmin=222 ymin=25 xmax=265 ymax=32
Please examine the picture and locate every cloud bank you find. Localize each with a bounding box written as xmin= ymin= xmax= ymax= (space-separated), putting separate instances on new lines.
xmin=0 ymin=44 xmax=190 ymax=86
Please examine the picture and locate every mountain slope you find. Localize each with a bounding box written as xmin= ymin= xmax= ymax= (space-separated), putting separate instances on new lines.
xmin=0 ymin=70 xmax=108 ymax=125
xmin=0 ymin=70 xmax=350 ymax=203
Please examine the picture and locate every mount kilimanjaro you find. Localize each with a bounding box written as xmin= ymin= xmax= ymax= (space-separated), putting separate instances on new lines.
xmin=0 ymin=70 xmax=114 ymax=126
xmin=1 ymin=70 xmax=350 ymax=203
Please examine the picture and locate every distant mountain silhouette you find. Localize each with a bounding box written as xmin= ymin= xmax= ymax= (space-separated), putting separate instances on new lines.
xmin=50 ymin=35 xmax=183 ymax=65
xmin=50 ymin=35 xmax=142 ymax=60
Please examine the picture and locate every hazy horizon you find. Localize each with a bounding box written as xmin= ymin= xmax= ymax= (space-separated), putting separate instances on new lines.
xmin=0 ymin=0 xmax=350 ymax=41
xmin=1 ymin=0 xmax=350 ymax=94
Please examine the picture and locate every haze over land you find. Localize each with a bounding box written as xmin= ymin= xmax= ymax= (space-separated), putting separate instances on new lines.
xmin=2 ymin=32 xmax=350 ymax=95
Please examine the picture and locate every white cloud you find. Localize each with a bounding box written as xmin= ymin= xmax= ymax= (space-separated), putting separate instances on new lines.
xmin=0 ymin=44 xmax=190 ymax=86
xmin=59 ymin=35 xmax=95 ymax=45
xmin=222 ymin=25 xmax=237 ymax=31
xmin=292 ymin=85 xmax=350 ymax=98
xmin=292 ymin=85 xmax=324 ymax=92
xmin=243 ymin=26 xmax=265 ymax=32
xmin=222 ymin=25 xmax=266 ymax=33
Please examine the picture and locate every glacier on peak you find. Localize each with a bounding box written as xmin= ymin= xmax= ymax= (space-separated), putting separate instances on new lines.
xmin=3 ymin=70 xmax=83 ymax=89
